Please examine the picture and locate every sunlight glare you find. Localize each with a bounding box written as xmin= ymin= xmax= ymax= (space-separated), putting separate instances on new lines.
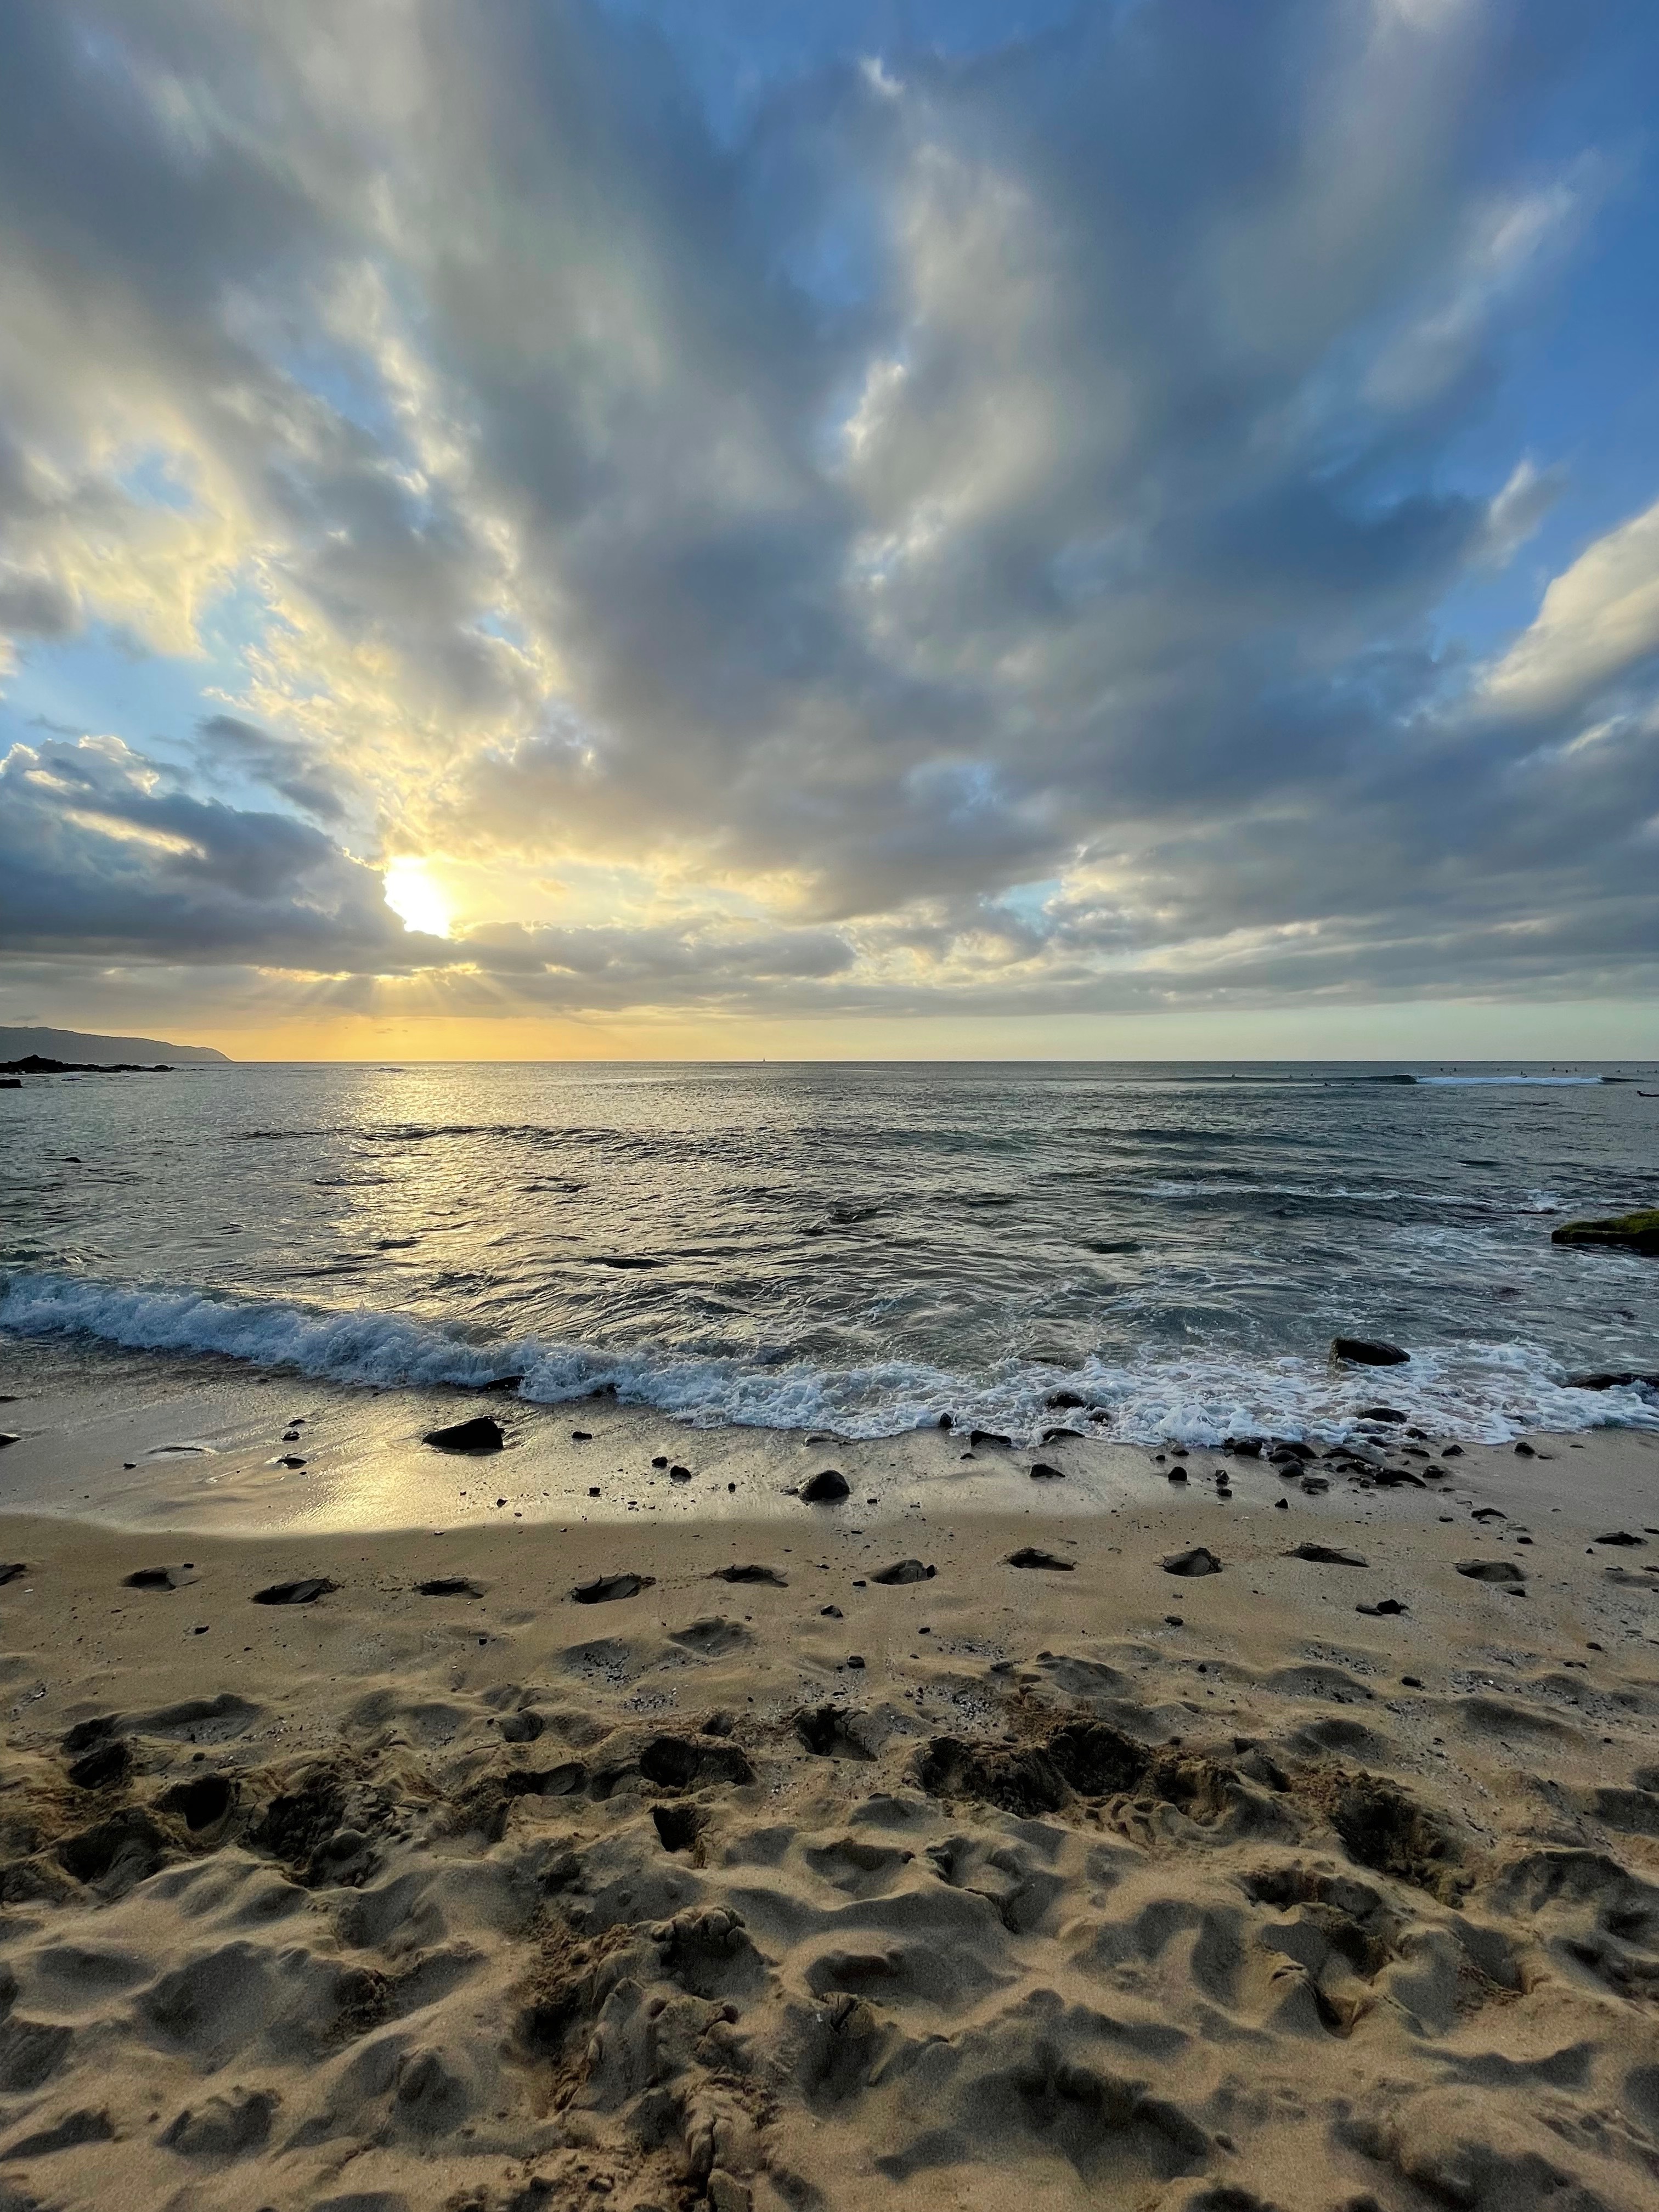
xmin=383 ymin=857 xmax=453 ymax=938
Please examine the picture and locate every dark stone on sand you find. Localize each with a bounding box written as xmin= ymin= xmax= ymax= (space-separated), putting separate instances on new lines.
xmin=969 ymin=1429 xmax=1012 ymax=1449
xmin=592 ymin=1254 xmax=659 ymax=1268
xmin=820 ymin=1604 xmax=842 ymax=1617
xmin=1167 ymin=1468 xmax=1188 ymax=1484
xmin=1514 ymin=1441 xmax=1536 ymax=1456
xmin=937 ymin=1413 xmax=953 ymax=1429
xmin=712 ymin=1563 xmax=787 ymax=1585
xmin=1593 ymin=1531 xmax=1645 ymax=1547
xmin=800 ymin=1469 xmax=850 ymax=1502
xmin=571 ymin=1430 xmax=592 ymax=1441
xmin=1028 ymin=1462 xmax=1064 ymax=1481
xmin=1357 ymin=1406 xmax=1407 ymax=1423
xmin=1331 ymin=1336 xmax=1409 ymax=1367
xmin=123 ymin=1567 xmax=181 ymax=1590
xmin=1455 ymin=1559 xmax=1528 ymax=1584
xmin=1285 ymin=1543 xmax=1368 ymax=1566
xmin=1273 ymin=1497 xmax=1289 ymax=1508
xmin=871 ymin=1559 xmax=934 ymax=1585
xmin=1223 ymin=1436 xmax=1264 ymax=1455
xmin=0 ymin=1562 xmax=26 ymax=1585
xmin=1551 ymin=1210 xmax=1659 ymax=1255
xmin=252 ymin=1577 xmax=337 ymax=1606
xmin=0 ymin=1434 xmax=19 ymax=1449
xmin=669 ymin=1465 xmax=692 ymax=1482
xmin=651 ymin=1454 xmax=669 ymax=1467
xmin=846 ymin=1655 xmax=866 ymax=1669
xmin=423 ymin=1415 xmax=504 ymax=1453
xmin=1042 ymin=1427 xmax=1085 ymax=1444
xmin=1161 ymin=1547 xmax=1223 ymax=1577
xmin=67 ymin=1739 xmax=131 ymax=1791
xmin=416 ymin=1576 xmax=483 ymax=1597
xmin=1006 ymin=1547 xmax=1075 ymax=1571
xmin=571 ymin=1572 xmax=655 ymax=1604
xmin=1357 ymin=1599 xmax=1408 ymax=1616
xmin=275 ymin=1454 xmax=306 ymax=1468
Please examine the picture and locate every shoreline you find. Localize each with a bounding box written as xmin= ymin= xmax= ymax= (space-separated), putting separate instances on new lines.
xmin=3 ymin=1330 xmax=1658 ymax=1539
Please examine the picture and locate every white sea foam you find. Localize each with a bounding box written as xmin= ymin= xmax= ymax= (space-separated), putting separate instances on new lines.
xmin=3 ymin=1266 xmax=1653 ymax=1446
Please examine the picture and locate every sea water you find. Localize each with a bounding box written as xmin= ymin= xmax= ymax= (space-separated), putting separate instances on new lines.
xmin=2 ymin=1060 xmax=1656 ymax=1444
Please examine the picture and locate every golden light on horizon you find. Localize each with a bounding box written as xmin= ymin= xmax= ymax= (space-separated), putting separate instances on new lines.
xmin=382 ymin=857 xmax=453 ymax=939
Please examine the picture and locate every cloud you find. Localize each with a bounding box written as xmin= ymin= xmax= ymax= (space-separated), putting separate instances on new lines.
xmin=1483 ymin=495 xmax=1659 ymax=716
xmin=0 ymin=0 xmax=1655 ymax=1030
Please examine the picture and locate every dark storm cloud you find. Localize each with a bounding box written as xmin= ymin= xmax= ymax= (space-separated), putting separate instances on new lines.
xmin=0 ymin=0 xmax=1656 ymax=1018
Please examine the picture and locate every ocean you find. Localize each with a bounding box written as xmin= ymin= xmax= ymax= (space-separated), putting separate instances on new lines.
xmin=2 ymin=1060 xmax=1656 ymax=1446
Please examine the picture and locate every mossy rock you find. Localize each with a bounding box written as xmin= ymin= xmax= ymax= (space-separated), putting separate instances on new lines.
xmin=1551 ymin=1210 xmax=1659 ymax=1255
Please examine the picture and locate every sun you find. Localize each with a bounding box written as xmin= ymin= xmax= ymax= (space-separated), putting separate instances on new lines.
xmin=382 ymin=857 xmax=453 ymax=938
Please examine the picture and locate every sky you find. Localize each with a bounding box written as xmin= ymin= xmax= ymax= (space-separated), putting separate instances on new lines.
xmin=1 ymin=0 xmax=1657 ymax=1062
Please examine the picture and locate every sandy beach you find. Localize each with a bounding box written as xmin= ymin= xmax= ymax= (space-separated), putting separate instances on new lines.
xmin=1 ymin=1364 xmax=1657 ymax=2210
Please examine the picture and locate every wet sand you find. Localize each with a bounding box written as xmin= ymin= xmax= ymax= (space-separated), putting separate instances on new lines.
xmin=0 ymin=1373 xmax=1657 ymax=2210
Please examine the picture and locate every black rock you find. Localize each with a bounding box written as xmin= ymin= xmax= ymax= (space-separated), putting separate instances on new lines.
xmin=0 ymin=1561 xmax=26 ymax=1585
xmin=712 ymin=1564 xmax=787 ymax=1585
xmin=651 ymin=1454 xmax=669 ymax=1467
xmin=1042 ymin=1427 xmax=1085 ymax=1444
xmin=122 ymin=1567 xmax=180 ymax=1590
xmin=1006 ymin=1547 xmax=1075 ymax=1571
xmin=820 ymin=1604 xmax=843 ymax=1618
xmin=1285 ymin=1543 xmax=1368 ymax=1566
xmin=416 ymin=1576 xmax=483 ymax=1597
xmin=1357 ymin=1406 xmax=1407 ymax=1423
xmin=1028 ymin=1462 xmax=1064 ymax=1480
xmin=1593 ymin=1531 xmax=1645 ymax=1547
xmin=871 ymin=1559 xmax=934 ymax=1585
xmin=669 ymin=1465 xmax=692 ymax=1482
xmin=1455 ymin=1559 xmax=1528 ymax=1584
xmin=592 ymin=1255 xmax=659 ymax=1269
xmin=1045 ymin=1390 xmax=1086 ymax=1409
xmin=800 ymin=1469 xmax=850 ymax=1503
xmin=1564 ymin=1370 xmax=1659 ymax=1391
xmin=422 ymin=1415 xmax=505 ymax=1453
xmin=571 ymin=1430 xmax=592 ymax=1442
xmin=969 ymin=1430 xmax=1012 ymax=1449
xmin=275 ymin=1454 xmax=306 ymax=1469
xmin=0 ymin=1432 xmax=20 ymax=1449
xmin=1357 ymin=1599 xmax=1408 ymax=1616
xmin=1331 ymin=1337 xmax=1410 ymax=1367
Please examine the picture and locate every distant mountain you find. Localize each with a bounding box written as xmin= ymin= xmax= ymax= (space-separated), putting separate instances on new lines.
xmin=0 ymin=1026 xmax=230 ymax=1066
